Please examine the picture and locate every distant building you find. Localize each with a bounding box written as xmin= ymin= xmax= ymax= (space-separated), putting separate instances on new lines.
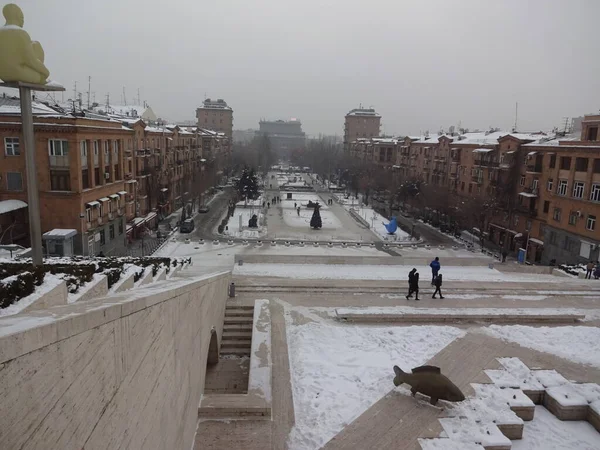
xmin=257 ymin=119 xmax=305 ymax=156
xmin=233 ymin=129 xmax=257 ymax=144
xmin=196 ymin=98 xmax=233 ymax=139
xmin=344 ymin=107 xmax=381 ymax=150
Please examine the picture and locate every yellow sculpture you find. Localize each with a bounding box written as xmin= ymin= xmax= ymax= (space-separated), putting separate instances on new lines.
xmin=0 ymin=3 xmax=49 ymax=84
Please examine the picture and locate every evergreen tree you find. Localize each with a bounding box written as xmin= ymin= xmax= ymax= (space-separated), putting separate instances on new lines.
xmin=236 ymin=167 xmax=260 ymax=200
xmin=310 ymin=204 xmax=322 ymax=229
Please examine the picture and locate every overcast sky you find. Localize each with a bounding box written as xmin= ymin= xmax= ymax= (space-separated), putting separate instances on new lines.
xmin=10 ymin=0 xmax=600 ymax=136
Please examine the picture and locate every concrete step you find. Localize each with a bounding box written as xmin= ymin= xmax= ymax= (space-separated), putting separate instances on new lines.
xmin=222 ymin=340 xmax=252 ymax=349
xmin=224 ymin=316 xmax=253 ymax=325
xmin=223 ymin=324 xmax=253 ymax=332
xmin=221 ymin=348 xmax=251 ymax=357
xmin=225 ymin=309 xmax=254 ymax=317
xmin=198 ymin=394 xmax=271 ymax=419
xmin=223 ymin=331 xmax=253 ymax=339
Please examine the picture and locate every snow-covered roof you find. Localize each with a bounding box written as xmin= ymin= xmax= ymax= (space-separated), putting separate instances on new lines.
xmin=42 ymin=228 xmax=77 ymax=239
xmin=346 ymin=108 xmax=380 ymax=117
xmin=0 ymin=199 xmax=27 ymax=214
xmin=0 ymin=97 xmax=64 ymax=116
xmin=473 ymin=148 xmax=495 ymax=153
xmin=455 ymin=131 xmax=546 ymax=146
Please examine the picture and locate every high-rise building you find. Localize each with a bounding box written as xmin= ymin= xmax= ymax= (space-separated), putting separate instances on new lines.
xmin=257 ymin=119 xmax=305 ymax=157
xmin=196 ymin=98 xmax=233 ymax=139
xmin=344 ymin=107 xmax=381 ymax=150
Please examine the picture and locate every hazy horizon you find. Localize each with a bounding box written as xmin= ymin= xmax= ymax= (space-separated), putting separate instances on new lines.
xmin=6 ymin=0 xmax=600 ymax=136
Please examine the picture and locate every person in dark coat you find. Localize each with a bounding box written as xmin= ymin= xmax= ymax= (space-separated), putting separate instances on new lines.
xmin=406 ymin=268 xmax=420 ymax=300
xmin=432 ymin=273 xmax=444 ymax=299
xmin=430 ymin=257 xmax=441 ymax=285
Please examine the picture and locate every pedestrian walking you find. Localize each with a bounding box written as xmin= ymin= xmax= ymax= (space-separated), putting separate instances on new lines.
xmin=501 ymin=250 xmax=507 ymax=263
xmin=429 ymin=257 xmax=441 ymax=285
xmin=262 ymin=201 xmax=265 ymax=208
xmin=297 ymin=206 xmax=301 ymax=216
xmin=294 ymin=202 xmax=297 ymax=209
xmin=432 ymin=274 xmax=444 ymax=299
xmin=586 ymin=260 xmax=595 ymax=279
xmin=406 ymin=268 xmax=420 ymax=300
xmin=267 ymin=202 xmax=270 ymax=209
xmin=594 ymin=262 xmax=600 ymax=280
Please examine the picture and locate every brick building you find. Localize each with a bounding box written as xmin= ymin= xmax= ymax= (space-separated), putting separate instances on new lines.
xmin=344 ymin=107 xmax=381 ymax=150
xmin=196 ymin=98 xmax=233 ymax=139
xmin=0 ymin=96 xmax=227 ymax=256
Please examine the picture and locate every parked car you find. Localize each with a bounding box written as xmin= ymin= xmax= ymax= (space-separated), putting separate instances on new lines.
xmin=180 ymin=218 xmax=195 ymax=233
xmin=198 ymin=205 xmax=209 ymax=213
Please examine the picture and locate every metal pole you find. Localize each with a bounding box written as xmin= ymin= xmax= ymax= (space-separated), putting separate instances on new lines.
xmin=19 ymin=86 xmax=43 ymax=266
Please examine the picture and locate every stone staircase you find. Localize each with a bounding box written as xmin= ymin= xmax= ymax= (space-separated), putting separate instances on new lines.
xmin=221 ymin=304 xmax=254 ymax=357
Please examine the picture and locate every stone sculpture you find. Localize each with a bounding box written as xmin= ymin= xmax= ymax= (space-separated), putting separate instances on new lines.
xmin=0 ymin=3 xmax=50 ymax=84
xmin=382 ymin=217 xmax=398 ymax=234
xmin=393 ymin=365 xmax=465 ymax=405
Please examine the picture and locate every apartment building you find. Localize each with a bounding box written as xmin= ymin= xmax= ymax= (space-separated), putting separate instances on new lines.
xmin=196 ymin=98 xmax=233 ymax=139
xmin=0 ymin=108 xmax=130 ymax=256
xmin=344 ymin=107 xmax=381 ymax=150
xmin=348 ymin=137 xmax=399 ymax=169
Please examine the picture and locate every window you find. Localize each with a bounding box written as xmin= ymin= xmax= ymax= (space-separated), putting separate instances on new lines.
xmin=526 ymin=220 xmax=532 ymax=231
xmin=85 ymin=208 xmax=92 ymax=222
xmin=532 ymin=179 xmax=539 ymax=190
xmin=468 ymin=184 xmax=472 ymax=193
xmin=560 ymin=157 xmax=571 ymax=170
xmin=547 ymin=178 xmax=553 ymax=191
xmin=557 ymin=179 xmax=568 ymax=196
xmin=573 ymin=181 xmax=585 ymax=199
xmin=549 ymin=154 xmax=556 ymax=169
xmin=50 ymin=170 xmax=71 ymax=191
xmin=48 ymin=139 xmax=69 ymax=156
xmin=594 ymin=159 xmax=600 ymax=174
xmin=6 ymin=172 xmax=22 ymax=191
xmin=104 ymin=141 xmax=109 ymax=156
xmin=80 ymin=141 xmax=87 ymax=160
xmin=539 ymin=223 xmax=545 ymax=236
xmin=553 ymin=208 xmax=561 ymax=221
xmin=519 ymin=176 xmax=525 ymax=186
xmin=587 ymin=215 xmax=596 ymax=231
xmin=461 ymin=181 xmax=465 ymax=191
xmin=591 ymin=184 xmax=600 ymax=202
xmin=82 ymin=169 xmax=90 ymax=189
xmin=99 ymin=230 xmax=106 ymax=245
xmin=114 ymin=140 xmax=119 ymax=156
xmin=514 ymin=215 xmax=519 ymax=226
xmin=118 ymin=220 xmax=123 ymax=235
xmin=568 ymin=212 xmax=578 ymax=226
xmin=4 ymin=137 xmax=20 ymax=156
xmin=93 ymin=141 xmax=99 ymax=154
xmin=109 ymin=224 xmax=115 ymax=240
xmin=549 ymin=231 xmax=557 ymax=245
xmin=543 ymin=201 xmax=550 ymax=213
xmin=587 ymin=126 xmax=598 ymax=141
xmin=575 ymin=157 xmax=589 ymax=172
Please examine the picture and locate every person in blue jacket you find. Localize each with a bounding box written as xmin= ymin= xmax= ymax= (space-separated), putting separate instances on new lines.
xmin=429 ymin=257 xmax=441 ymax=285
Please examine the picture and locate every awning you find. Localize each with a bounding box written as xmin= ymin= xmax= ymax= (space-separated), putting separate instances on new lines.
xmin=473 ymin=148 xmax=494 ymax=153
xmin=160 ymin=188 xmax=168 ymax=192
xmin=109 ymin=194 xmax=120 ymax=199
xmin=118 ymin=191 xmax=127 ymax=195
xmin=99 ymin=197 xmax=110 ymax=202
xmin=167 ymin=137 xmax=173 ymax=141
xmin=126 ymin=179 xmax=137 ymax=184
xmin=530 ymin=238 xmax=544 ymax=245
xmin=87 ymin=201 xmax=100 ymax=207
xmin=519 ymin=192 xmax=538 ymax=198
xmin=0 ymin=199 xmax=27 ymax=214
xmin=514 ymin=233 xmax=523 ymax=239
xmin=145 ymin=212 xmax=157 ymax=222
xmin=527 ymin=151 xmax=537 ymax=156
xmin=505 ymin=151 xmax=515 ymax=154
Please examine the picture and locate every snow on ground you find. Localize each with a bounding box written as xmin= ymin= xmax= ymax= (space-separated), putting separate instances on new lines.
xmin=350 ymin=205 xmax=411 ymax=242
xmin=285 ymin=304 xmax=465 ymax=450
xmin=240 ymin=244 xmax=389 ymax=257
xmin=223 ymin=208 xmax=266 ymax=239
xmin=483 ymin=325 xmax=600 ymax=368
xmin=0 ymin=274 xmax=64 ymax=317
xmin=233 ymin=264 xmax=565 ymax=282
xmin=512 ymin=406 xmax=600 ymax=449
xmin=282 ymin=208 xmax=341 ymax=229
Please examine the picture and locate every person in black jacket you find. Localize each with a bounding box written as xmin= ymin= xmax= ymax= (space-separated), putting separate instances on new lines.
xmin=432 ymin=273 xmax=444 ymax=299
xmin=406 ymin=268 xmax=420 ymax=301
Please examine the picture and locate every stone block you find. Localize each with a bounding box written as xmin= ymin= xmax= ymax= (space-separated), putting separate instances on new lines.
xmin=23 ymin=279 xmax=68 ymax=313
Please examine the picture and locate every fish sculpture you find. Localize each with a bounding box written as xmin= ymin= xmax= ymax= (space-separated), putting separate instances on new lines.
xmin=393 ymin=365 xmax=465 ymax=405
xmin=382 ymin=217 xmax=398 ymax=234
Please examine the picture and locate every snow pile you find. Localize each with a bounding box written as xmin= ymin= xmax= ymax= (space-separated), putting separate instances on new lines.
xmin=284 ymin=305 xmax=465 ymax=450
xmin=483 ymin=326 xmax=600 ymax=368
xmin=336 ymin=306 xmax=590 ymax=318
xmin=512 ymin=406 xmax=600 ymax=449
xmin=438 ymin=417 xmax=511 ymax=448
xmin=0 ymin=274 xmax=64 ymax=317
xmin=223 ymin=209 xmax=266 ymax=239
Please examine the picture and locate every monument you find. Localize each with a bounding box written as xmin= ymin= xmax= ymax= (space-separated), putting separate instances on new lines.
xmin=0 ymin=3 xmax=65 ymax=265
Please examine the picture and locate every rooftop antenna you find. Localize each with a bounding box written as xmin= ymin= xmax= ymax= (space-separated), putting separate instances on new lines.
xmin=123 ymin=87 xmax=127 ymax=106
xmin=73 ymin=81 xmax=77 ymax=103
xmin=105 ymin=93 xmax=110 ymax=112
xmin=87 ymin=76 xmax=91 ymax=109
xmin=513 ymin=102 xmax=518 ymax=133
xmin=137 ymin=88 xmax=141 ymax=106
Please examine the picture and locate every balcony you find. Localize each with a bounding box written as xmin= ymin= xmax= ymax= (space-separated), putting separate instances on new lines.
xmin=474 ymin=159 xmax=499 ymax=168
xmin=471 ymin=175 xmax=483 ymax=184
xmin=49 ymin=155 xmax=70 ymax=167
xmin=516 ymin=205 xmax=538 ymax=217
xmin=526 ymin=164 xmax=543 ymax=174
xmin=520 ymin=186 xmax=539 ymax=196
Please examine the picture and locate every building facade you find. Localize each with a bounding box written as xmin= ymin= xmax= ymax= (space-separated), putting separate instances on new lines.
xmin=344 ymin=107 xmax=381 ymax=150
xmin=0 ymin=97 xmax=228 ymax=256
xmin=196 ymin=98 xmax=233 ymax=139
xmin=257 ymin=119 xmax=306 ymax=157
